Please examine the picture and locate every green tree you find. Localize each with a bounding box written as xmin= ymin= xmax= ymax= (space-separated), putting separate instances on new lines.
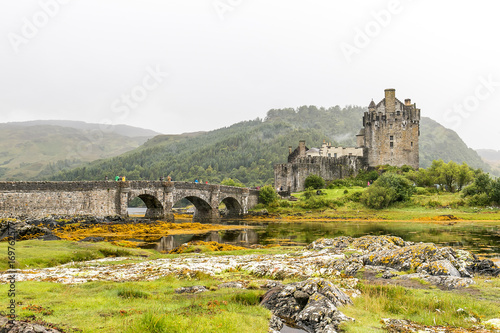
xmin=259 ymin=185 xmax=278 ymax=205
xmin=441 ymin=160 xmax=459 ymax=192
xmin=304 ymin=174 xmax=325 ymax=189
xmin=490 ymin=179 xmax=500 ymax=205
xmin=456 ymin=163 xmax=474 ymax=191
xmin=221 ymin=178 xmax=245 ymax=187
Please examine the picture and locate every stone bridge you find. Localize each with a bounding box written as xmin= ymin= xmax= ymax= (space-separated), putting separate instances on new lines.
xmin=0 ymin=181 xmax=260 ymax=221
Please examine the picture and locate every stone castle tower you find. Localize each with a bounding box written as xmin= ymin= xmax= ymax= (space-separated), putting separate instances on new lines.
xmin=274 ymin=88 xmax=420 ymax=192
xmin=356 ymin=88 xmax=420 ymax=170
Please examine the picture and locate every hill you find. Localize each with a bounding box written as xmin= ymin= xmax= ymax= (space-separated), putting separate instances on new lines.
xmin=49 ymin=106 xmax=491 ymax=185
xmin=0 ymin=121 xmax=160 ymax=180
xmin=476 ymin=149 xmax=500 ymax=175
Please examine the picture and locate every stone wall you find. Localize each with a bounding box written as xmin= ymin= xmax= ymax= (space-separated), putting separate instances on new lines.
xmin=274 ymin=155 xmax=368 ymax=193
xmin=0 ymin=182 xmax=121 ymax=219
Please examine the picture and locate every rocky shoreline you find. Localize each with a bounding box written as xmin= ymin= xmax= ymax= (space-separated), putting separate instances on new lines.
xmin=1 ymin=234 xmax=499 ymax=332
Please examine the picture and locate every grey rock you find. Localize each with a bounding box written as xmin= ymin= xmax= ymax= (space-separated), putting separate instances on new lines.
xmin=417 ymin=259 xmax=461 ymax=277
xmin=0 ymin=316 xmax=62 ymax=333
xmin=268 ymin=315 xmax=284 ymax=333
xmin=218 ymin=282 xmax=244 ymax=289
xmin=174 ymin=285 xmax=208 ymax=294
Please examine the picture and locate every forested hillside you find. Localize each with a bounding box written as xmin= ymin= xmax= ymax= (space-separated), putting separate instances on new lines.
xmin=50 ymin=105 xmax=491 ymax=185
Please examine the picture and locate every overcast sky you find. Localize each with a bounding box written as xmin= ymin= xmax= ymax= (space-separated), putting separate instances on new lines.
xmin=1 ymin=0 xmax=500 ymax=149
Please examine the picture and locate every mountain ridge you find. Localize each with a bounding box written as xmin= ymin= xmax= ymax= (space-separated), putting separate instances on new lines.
xmin=47 ymin=105 xmax=492 ymax=184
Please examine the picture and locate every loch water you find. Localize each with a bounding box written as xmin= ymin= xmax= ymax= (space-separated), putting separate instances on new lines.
xmin=135 ymin=217 xmax=500 ymax=264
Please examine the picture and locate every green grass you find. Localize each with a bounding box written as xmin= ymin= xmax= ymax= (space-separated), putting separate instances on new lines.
xmin=261 ymin=187 xmax=500 ymax=221
xmin=0 ymin=278 xmax=271 ymax=333
xmin=0 ymin=240 xmax=153 ymax=270
xmin=340 ymin=281 xmax=500 ymax=332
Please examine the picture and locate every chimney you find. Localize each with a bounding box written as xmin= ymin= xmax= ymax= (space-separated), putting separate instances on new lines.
xmin=405 ymin=98 xmax=411 ymax=106
xmin=299 ymin=140 xmax=306 ymax=156
xmin=385 ymin=88 xmax=396 ymax=114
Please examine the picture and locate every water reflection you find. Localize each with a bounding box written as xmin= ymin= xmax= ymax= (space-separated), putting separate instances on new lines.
xmin=143 ymin=220 xmax=500 ymax=264
xmin=144 ymin=229 xmax=260 ymax=252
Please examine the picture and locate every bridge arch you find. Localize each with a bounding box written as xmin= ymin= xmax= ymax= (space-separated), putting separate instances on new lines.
xmin=181 ymin=196 xmax=215 ymax=222
xmin=128 ymin=191 xmax=164 ymax=219
xmin=219 ymin=196 xmax=243 ymax=217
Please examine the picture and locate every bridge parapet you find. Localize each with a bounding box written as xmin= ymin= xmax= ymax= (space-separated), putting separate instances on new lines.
xmin=0 ymin=181 xmax=260 ymax=221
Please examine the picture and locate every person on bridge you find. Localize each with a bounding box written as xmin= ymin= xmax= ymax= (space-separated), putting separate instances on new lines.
xmin=194 ymin=179 xmax=199 ymax=184
xmin=115 ymin=176 xmax=120 ymax=181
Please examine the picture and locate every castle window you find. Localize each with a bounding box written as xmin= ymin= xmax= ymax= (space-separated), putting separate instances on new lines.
xmin=328 ymin=153 xmax=331 ymax=157
xmin=334 ymin=153 xmax=337 ymax=158
xmin=390 ymin=124 xmax=393 ymax=129
xmin=411 ymin=142 xmax=413 ymax=147
xmin=390 ymin=135 xmax=394 ymax=141
xmin=390 ymin=142 xmax=394 ymax=148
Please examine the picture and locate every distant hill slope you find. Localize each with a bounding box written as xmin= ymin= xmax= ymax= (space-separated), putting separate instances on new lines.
xmin=419 ymin=117 xmax=489 ymax=170
xmin=0 ymin=121 xmax=161 ymax=180
xmin=476 ymin=149 xmax=500 ymax=162
xmin=50 ymin=106 xmax=491 ymax=185
xmin=476 ymin=149 xmax=500 ymax=174
xmin=5 ymin=120 xmax=161 ymax=138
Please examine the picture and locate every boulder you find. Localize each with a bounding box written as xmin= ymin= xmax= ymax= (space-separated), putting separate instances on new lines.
xmin=260 ymin=278 xmax=353 ymax=333
xmin=467 ymin=259 xmax=500 ymax=277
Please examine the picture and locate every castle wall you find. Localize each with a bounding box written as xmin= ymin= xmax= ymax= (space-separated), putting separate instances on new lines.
xmin=318 ymin=144 xmax=364 ymax=158
xmin=274 ymin=155 xmax=368 ymax=192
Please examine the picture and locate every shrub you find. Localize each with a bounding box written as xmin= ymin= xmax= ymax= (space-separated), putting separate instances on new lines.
xmin=414 ymin=187 xmax=430 ymax=195
xmin=300 ymin=197 xmax=342 ymax=209
xmin=345 ymin=191 xmax=363 ymax=203
xmin=466 ymin=193 xmax=491 ymax=207
xmin=303 ymin=187 xmax=315 ymax=200
xmin=361 ymin=186 xmax=396 ymax=209
xmin=259 ymin=185 xmax=278 ymax=205
xmin=427 ymin=200 xmax=440 ymax=208
xmin=374 ymin=173 xmax=415 ymax=202
xmin=356 ymin=169 xmax=379 ymax=183
xmin=304 ymin=174 xmax=325 ymax=189
xmin=450 ymin=199 xmax=466 ymax=208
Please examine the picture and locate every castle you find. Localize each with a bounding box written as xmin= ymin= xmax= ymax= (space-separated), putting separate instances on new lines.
xmin=274 ymin=89 xmax=421 ymax=192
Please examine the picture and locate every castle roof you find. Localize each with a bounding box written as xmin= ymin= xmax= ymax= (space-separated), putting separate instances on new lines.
xmin=375 ymin=97 xmax=404 ymax=110
xmin=368 ymin=100 xmax=376 ymax=108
